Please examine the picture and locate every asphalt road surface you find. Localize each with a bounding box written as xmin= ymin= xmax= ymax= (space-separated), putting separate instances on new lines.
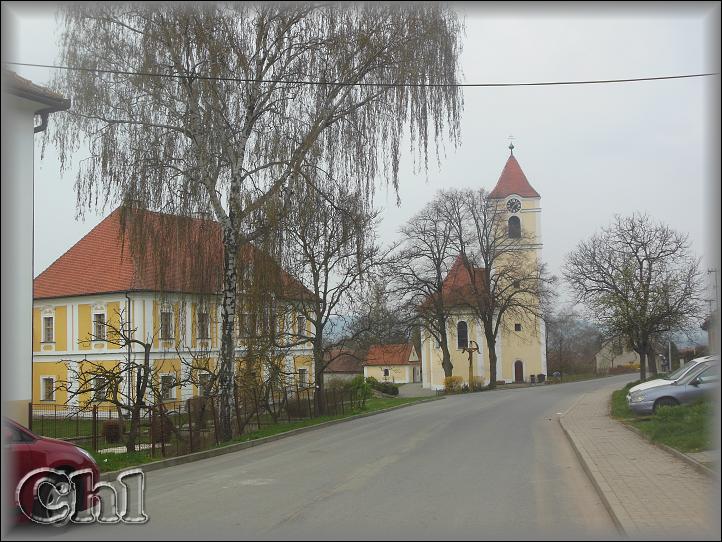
xmin=8 ymin=375 xmax=638 ymax=540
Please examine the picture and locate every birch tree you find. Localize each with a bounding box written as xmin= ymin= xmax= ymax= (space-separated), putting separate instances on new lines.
xmin=563 ymin=214 xmax=704 ymax=381
xmin=47 ymin=3 xmax=463 ymax=439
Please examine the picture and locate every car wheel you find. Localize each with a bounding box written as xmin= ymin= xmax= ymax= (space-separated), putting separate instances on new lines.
xmin=653 ymin=397 xmax=679 ymax=413
xmin=31 ymin=472 xmax=73 ymax=526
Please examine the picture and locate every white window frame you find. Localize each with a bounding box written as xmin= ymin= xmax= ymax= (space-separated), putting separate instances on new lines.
xmin=160 ymin=305 xmax=174 ymax=340
xmin=197 ymin=372 xmax=212 ymax=397
xmin=40 ymin=376 xmax=55 ymax=401
xmin=298 ymin=368 xmax=308 ymax=387
xmin=297 ymin=315 xmax=307 ymax=338
xmin=93 ymin=375 xmax=110 ymax=402
xmin=160 ymin=373 xmax=177 ymax=402
xmin=93 ymin=311 xmax=107 ymax=341
xmin=42 ymin=313 xmax=55 ymax=343
xmin=197 ymin=308 xmax=210 ymax=340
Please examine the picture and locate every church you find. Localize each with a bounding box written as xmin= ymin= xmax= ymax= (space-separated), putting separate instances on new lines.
xmin=420 ymin=146 xmax=547 ymax=389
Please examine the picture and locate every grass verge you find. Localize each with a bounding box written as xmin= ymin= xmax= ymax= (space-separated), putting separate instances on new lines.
xmin=610 ymin=381 xmax=714 ymax=453
xmin=88 ymin=396 xmax=430 ymax=472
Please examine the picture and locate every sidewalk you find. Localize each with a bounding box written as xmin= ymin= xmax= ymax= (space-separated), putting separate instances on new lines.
xmin=559 ymin=385 xmax=721 ymax=540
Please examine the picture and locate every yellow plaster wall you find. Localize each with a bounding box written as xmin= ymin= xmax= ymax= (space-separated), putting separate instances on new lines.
xmin=32 ymin=362 xmax=68 ymax=405
xmin=78 ymin=304 xmax=92 ymax=350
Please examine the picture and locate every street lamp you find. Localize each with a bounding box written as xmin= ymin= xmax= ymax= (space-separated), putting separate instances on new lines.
xmin=461 ymin=340 xmax=480 ymax=390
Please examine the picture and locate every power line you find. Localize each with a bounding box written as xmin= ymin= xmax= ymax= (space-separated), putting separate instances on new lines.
xmin=4 ymin=61 xmax=719 ymax=88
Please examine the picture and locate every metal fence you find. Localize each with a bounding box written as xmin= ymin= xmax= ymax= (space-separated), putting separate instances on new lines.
xmin=29 ymin=384 xmax=365 ymax=460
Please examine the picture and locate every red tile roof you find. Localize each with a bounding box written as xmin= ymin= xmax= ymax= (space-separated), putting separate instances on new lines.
xmin=420 ymin=256 xmax=487 ymax=310
xmin=324 ymin=349 xmax=364 ymax=374
xmin=33 ymin=207 xmax=311 ymax=300
xmin=365 ymin=344 xmax=418 ymax=366
xmin=488 ymin=154 xmax=540 ymax=199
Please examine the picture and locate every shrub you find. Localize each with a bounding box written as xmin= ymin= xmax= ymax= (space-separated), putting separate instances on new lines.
xmin=349 ymin=375 xmax=372 ymax=407
xmin=470 ymin=376 xmax=486 ymax=391
xmin=286 ymin=392 xmax=313 ymax=418
xmin=444 ymin=376 xmax=463 ymax=393
xmin=101 ymin=419 xmax=124 ymax=444
xmin=150 ymin=413 xmax=175 ymax=443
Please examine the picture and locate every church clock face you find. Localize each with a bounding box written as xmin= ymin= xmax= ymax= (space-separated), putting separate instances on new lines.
xmin=506 ymin=198 xmax=521 ymax=213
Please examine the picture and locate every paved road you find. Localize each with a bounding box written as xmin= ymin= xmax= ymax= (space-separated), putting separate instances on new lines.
xmin=9 ymin=375 xmax=638 ymax=540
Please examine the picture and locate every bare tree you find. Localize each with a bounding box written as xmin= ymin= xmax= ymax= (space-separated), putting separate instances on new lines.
xmin=57 ymin=309 xmax=195 ymax=453
xmin=47 ymin=3 xmax=463 ymax=440
xmin=282 ymin=183 xmax=382 ymax=414
xmin=545 ymin=306 xmax=601 ymax=378
xmin=445 ymin=188 xmax=552 ymax=389
xmin=392 ymin=197 xmax=460 ymax=377
xmin=564 ymin=213 xmax=705 ymax=381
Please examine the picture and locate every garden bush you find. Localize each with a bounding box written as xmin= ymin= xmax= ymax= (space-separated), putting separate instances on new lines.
xmin=444 ymin=376 xmax=463 ymax=393
xmin=101 ymin=419 xmax=124 ymax=444
xmin=150 ymin=413 xmax=175 ymax=443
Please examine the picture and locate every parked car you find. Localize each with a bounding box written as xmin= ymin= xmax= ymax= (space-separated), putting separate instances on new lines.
xmin=626 ymin=358 xmax=720 ymax=415
xmin=627 ymin=355 xmax=717 ymax=396
xmin=3 ymin=417 xmax=99 ymax=524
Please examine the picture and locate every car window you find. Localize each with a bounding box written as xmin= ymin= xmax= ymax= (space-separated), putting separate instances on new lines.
xmin=664 ymin=361 xmax=701 ymax=380
xmin=695 ymin=365 xmax=720 ymax=384
xmin=3 ymin=424 xmax=32 ymax=444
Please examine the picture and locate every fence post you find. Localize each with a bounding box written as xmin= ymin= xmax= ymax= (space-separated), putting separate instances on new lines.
xmin=283 ymin=386 xmax=291 ymax=423
xmin=149 ymin=407 xmax=155 ymax=458
xmin=234 ymin=381 xmax=242 ymax=437
xmin=159 ymin=403 xmax=166 ymax=457
xmin=306 ymin=387 xmax=313 ymax=419
xmin=252 ymin=386 xmax=261 ymax=431
xmin=27 ymin=403 xmax=33 ymax=431
xmin=340 ymin=389 xmax=345 ymax=415
xmin=188 ymin=399 xmax=194 ymax=453
xmin=54 ymin=404 xmax=58 ymax=438
xmin=212 ymin=397 xmax=221 ymax=445
xmin=91 ymin=405 xmax=98 ymax=452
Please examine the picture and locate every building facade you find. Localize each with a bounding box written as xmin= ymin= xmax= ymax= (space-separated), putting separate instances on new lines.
xmin=421 ymin=148 xmax=547 ymax=390
xmin=32 ymin=208 xmax=315 ymax=411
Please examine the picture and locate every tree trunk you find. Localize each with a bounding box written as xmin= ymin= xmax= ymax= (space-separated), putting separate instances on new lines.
xmin=438 ymin=318 xmax=453 ymax=378
xmin=313 ymin=336 xmax=327 ymax=416
xmin=218 ymin=226 xmax=238 ymax=442
xmin=486 ymin=330 xmax=498 ymax=389
xmin=638 ymin=347 xmax=647 ymax=382
xmin=126 ymin=343 xmax=151 ymax=453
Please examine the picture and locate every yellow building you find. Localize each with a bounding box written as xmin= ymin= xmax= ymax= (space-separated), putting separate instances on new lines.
xmin=363 ymin=344 xmax=421 ymax=384
xmin=421 ymin=147 xmax=546 ymax=389
xmin=32 ymin=208 xmax=315 ymax=411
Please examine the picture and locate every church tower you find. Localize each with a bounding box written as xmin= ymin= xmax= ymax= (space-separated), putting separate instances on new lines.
xmin=488 ymin=142 xmax=542 ymax=254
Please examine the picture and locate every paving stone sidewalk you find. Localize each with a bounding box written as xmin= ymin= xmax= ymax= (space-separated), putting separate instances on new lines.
xmin=559 ymin=384 xmax=721 ymax=540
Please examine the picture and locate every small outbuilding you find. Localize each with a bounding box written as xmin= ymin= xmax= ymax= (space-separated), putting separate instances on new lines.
xmin=364 ymin=344 xmax=421 ymax=384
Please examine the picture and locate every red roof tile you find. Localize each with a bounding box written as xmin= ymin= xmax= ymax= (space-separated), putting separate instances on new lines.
xmin=324 ymin=349 xmax=364 ymax=373
xmin=365 ymin=344 xmax=418 ymax=366
xmin=420 ymin=256 xmax=487 ymax=310
xmin=488 ymin=154 xmax=540 ymax=199
xmin=33 ymin=207 xmax=311 ymax=300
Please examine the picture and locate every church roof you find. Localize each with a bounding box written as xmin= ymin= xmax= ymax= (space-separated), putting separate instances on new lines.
xmin=488 ymin=153 xmax=540 ymax=199
xmin=419 ymin=255 xmax=487 ymax=310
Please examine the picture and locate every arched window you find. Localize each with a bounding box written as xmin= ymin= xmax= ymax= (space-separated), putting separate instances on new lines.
xmin=508 ymin=216 xmax=521 ymax=238
xmin=457 ymin=321 xmax=468 ymax=349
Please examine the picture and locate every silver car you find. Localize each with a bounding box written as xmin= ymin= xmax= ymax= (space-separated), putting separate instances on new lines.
xmin=626 ymin=358 xmax=720 ymax=415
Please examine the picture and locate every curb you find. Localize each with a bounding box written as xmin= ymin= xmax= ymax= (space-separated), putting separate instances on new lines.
xmin=619 ymin=422 xmax=719 ymax=480
xmin=557 ymin=408 xmax=627 ymax=537
xmin=99 ymin=396 xmax=443 ymax=481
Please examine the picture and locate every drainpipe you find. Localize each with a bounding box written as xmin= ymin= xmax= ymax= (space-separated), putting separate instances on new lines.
xmin=33 ymin=111 xmax=50 ymax=133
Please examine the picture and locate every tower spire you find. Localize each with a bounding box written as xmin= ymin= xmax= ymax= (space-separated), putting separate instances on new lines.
xmin=508 ymin=135 xmax=515 ymax=155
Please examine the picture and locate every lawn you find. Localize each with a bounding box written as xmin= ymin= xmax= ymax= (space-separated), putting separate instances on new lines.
xmin=610 ymin=381 xmax=714 ymax=453
xmin=88 ymin=396 xmax=432 ymax=472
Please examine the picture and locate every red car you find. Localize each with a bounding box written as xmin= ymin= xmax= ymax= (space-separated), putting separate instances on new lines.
xmin=4 ymin=417 xmax=100 ymax=524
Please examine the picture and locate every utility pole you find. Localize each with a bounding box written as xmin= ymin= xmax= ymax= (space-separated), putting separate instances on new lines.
xmin=708 ymin=268 xmax=719 ymax=312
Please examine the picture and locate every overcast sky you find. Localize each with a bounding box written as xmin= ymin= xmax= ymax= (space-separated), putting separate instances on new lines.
xmin=4 ymin=2 xmax=720 ymax=311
